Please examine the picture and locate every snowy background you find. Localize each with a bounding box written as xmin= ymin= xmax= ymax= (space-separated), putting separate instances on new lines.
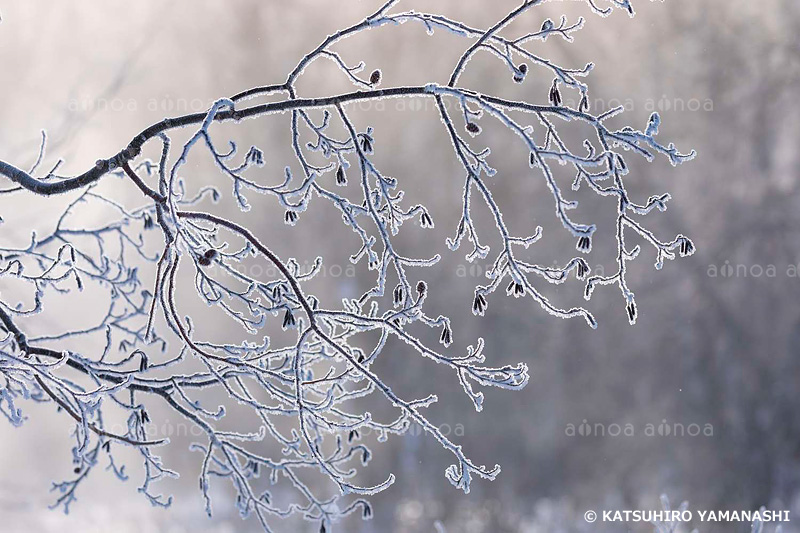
xmin=0 ymin=1 xmax=798 ymax=532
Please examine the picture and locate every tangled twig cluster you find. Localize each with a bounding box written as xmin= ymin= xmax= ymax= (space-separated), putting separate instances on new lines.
xmin=0 ymin=1 xmax=694 ymax=530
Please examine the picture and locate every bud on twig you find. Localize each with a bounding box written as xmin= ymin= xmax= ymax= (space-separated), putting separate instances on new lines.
xmin=549 ymin=79 xmax=562 ymax=107
xmin=369 ymin=69 xmax=381 ymax=86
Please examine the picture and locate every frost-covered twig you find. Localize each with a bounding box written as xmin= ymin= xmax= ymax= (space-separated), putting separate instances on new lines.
xmin=0 ymin=1 xmax=694 ymax=531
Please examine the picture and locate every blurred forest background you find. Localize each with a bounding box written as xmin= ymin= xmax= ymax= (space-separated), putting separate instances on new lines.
xmin=0 ymin=1 xmax=799 ymax=532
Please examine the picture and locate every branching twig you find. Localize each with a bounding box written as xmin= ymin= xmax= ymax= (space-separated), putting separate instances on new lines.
xmin=0 ymin=1 xmax=694 ymax=531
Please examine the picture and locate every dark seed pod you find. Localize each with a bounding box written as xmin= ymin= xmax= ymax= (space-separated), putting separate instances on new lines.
xmin=626 ymin=300 xmax=637 ymax=324
xmin=282 ymin=309 xmax=296 ymax=329
xmin=576 ymin=236 xmax=592 ymax=253
xmin=204 ymin=249 xmax=217 ymax=260
xmin=393 ymin=284 xmax=404 ymax=306
xmin=440 ymin=324 xmax=452 ymax=346
xmin=513 ymin=63 xmax=527 ymax=83
xmin=74 ymin=467 xmax=82 ymax=474
xmin=139 ymin=353 xmax=149 ymax=372
xmin=348 ymin=429 xmax=359 ymax=443
xmin=579 ymin=94 xmax=590 ymax=112
xmin=576 ymin=259 xmax=589 ymax=280
xmin=336 ymin=165 xmax=346 ymax=185
xmin=465 ymin=122 xmax=481 ymax=135
xmin=247 ymin=146 xmax=264 ymax=165
xmin=357 ymin=352 xmax=365 ymax=363
xmin=508 ymin=281 xmax=525 ymax=296
xmin=679 ymin=237 xmax=695 ymax=257
xmin=360 ymin=135 xmax=373 ymax=154
xmin=549 ymin=80 xmax=562 ymax=107
xmin=198 ymin=255 xmax=211 ymax=266
xmin=420 ymin=212 xmax=434 ymax=228
xmin=363 ymin=502 xmax=373 ymax=519
xmin=369 ymin=69 xmax=381 ymax=86
xmin=514 ymin=282 xmax=525 ymax=296
xmin=284 ymin=210 xmax=298 ymax=225
xmin=416 ymin=280 xmax=427 ymax=296
xmin=472 ymin=292 xmax=487 ymax=316
xmin=143 ymin=213 xmax=154 ymax=230
xmin=530 ymin=151 xmax=537 ymax=167
xmin=541 ymin=19 xmax=554 ymax=32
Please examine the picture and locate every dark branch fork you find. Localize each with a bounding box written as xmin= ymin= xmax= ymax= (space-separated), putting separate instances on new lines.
xmin=0 ymin=0 xmax=693 ymax=530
